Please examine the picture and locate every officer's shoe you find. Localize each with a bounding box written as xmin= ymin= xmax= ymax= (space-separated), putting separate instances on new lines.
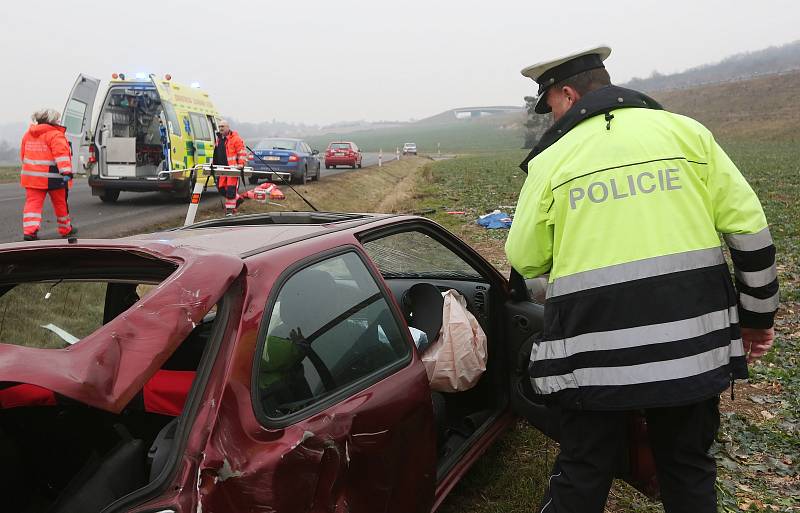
xmin=61 ymin=226 xmax=78 ymax=238
xmin=225 ymin=209 xmax=235 ymax=217
xmin=23 ymin=232 xmax=39 ymax=242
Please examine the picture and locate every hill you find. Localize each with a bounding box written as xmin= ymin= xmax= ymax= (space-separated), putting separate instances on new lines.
xmin=625 ymin=40 xmax=800 ymax=92
xmin=304 ymin=108 xmax=526 ymax=154
xmin=651 ymin=69 xmax=800 ymax=141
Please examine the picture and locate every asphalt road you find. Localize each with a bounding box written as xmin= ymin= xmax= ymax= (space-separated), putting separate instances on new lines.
xmin=0 ymin=153 xmax=389 ymax=243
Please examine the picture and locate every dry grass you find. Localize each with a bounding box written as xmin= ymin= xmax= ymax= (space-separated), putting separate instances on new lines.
xmin=653 ymin=71 xmax=800 ymax=142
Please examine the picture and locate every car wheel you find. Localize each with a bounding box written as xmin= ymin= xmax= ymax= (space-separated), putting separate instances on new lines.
xmin=99 ymin=189 xmax=120 ymax=203
xmin=294 ymin=166 xmax=308 ymax=185
xmin=325 ymin=164 xmax=331 ymax=169
xmin=248 ymin=174 xmax=259 ymax=185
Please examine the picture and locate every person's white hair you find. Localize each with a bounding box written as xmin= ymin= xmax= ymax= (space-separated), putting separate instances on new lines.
xmin=218 ymin=119 xmax=229 ymax=127
xmin=31 ymin=108 xmax=61 ymax=125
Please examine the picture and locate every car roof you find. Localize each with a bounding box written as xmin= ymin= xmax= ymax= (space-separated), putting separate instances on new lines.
xmin=129 ymin=212 xmax=404 ymax=258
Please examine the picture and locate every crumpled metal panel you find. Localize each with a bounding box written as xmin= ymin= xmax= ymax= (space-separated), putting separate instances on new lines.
xmin=0 ymin=243 xmax=243 ymax=413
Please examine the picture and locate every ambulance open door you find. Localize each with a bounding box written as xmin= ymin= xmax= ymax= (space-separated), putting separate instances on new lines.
xmin=63 ymin=74 xmax=100 ymax=175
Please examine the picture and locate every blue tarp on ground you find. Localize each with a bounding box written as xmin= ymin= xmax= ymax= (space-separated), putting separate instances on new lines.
xmin=477 ymin=211 xmax=512 ymax=229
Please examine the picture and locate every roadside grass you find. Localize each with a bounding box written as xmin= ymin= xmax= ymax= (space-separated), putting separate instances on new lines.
xmin=145 ymin=156 xmax=428 ymax=232
xmin=398 ymin=140 xmax=800 ymax=512
xmin=0 ymin=166 xmax=19 ymax=183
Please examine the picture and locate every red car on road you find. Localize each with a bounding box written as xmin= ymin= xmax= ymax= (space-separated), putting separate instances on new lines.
xmin=325 ymin=141 xmax=362 ymax=169
xmin=0 ymin=212 xmax=656 ymax=513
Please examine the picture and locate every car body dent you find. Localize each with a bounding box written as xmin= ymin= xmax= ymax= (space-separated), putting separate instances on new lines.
xmin=0 ymin=242 xmax=243 ymax=413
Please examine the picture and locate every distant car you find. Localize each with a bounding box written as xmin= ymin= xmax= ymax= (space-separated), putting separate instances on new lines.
xmin=403 ymin=142 xmax=418 ymax=155
xmin=324 ymin=141 xmax=362 ymax=169
xmin=247 ymin=138 xmax=321 ymax=185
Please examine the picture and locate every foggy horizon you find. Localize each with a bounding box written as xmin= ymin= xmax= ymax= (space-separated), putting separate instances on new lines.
xmin=1 ymin=0 xmax=798 ymax=128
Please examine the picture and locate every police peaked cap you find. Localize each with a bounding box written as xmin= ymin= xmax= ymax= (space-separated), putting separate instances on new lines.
xmin=521 ymin=45 xmax=612 ymax=114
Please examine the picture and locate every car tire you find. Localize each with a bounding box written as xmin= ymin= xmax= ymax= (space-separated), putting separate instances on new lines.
xmin=325 ymin=164 xmax=331 ymax=169
xmin=99 ymin=189 xmax=120 ymax=203
xmin=248 ymin=174 xmax=259 ymax=185
xmin=293 ymin=166 xmax=308 ymax=185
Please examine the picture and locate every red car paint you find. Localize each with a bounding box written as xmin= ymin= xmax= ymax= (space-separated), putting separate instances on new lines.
xmin=325 ymin=141 xmax=362 ymax=168
xmin=0 ymin=214 xmax=656 ymax=512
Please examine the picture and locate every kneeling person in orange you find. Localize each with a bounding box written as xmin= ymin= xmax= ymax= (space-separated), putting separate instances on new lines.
xmin=20 ymin=109 xmax=76 ymax=241
xmin=213 ymin=119 xmax=248 ymax=216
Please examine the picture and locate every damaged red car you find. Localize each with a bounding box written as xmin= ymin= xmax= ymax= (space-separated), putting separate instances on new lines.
xmin=0 ymin=212 xmax=655 ymax=513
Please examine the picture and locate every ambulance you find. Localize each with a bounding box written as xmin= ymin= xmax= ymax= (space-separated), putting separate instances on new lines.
xmin=63 ymin=73 xmax=221 ymax=203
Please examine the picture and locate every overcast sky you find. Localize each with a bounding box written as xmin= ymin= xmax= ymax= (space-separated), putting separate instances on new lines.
xmin=0 ymin=0 xmax=797 ymax=126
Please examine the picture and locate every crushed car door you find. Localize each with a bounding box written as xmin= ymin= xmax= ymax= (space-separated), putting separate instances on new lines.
xmin=198 ymin=249 xmax=437 ymax=513
xmin=62 ymin=73 xmax=100 ymax=174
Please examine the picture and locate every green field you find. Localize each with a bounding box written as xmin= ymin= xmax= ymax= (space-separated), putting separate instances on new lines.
xmin=410 ymin=139 xmax=800 ymax=512
xmin=303 ymin=119 xmax=525 ymax=155
xmin=0 ymin=166 xmax=19 ymax=183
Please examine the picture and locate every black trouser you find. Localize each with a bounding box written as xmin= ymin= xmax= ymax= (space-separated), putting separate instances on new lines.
xmin=540 ymin=397 xmax=720 ymax=513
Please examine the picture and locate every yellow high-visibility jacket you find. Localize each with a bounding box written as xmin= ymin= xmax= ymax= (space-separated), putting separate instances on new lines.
xmin=506 ymin=86 xmax=778 ymax=410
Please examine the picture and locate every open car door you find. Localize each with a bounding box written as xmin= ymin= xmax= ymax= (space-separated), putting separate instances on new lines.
xmin=503 ymin=270 xmax=660 ymax=498
xmin=62 ymin=73 xmax=100 ymax=174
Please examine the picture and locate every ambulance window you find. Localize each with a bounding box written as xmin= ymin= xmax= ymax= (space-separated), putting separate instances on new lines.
xmin=190 ymin=113 xmax=211 ymax=141
xmin=163 ymin=103 xmax=181 ymax=136
xmin=63 ymin=99 xmax=87 ymax=134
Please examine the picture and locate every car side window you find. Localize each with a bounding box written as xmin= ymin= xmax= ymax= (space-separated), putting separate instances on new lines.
xmin=255 ymin=251 xmax=410 ymax=419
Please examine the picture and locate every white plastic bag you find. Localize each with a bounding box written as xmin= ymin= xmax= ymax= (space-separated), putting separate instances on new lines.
xmin=422 ymin=289 xmax=488 ymax=392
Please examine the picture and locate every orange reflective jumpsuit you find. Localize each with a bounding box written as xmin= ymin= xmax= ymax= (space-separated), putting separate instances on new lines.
xmin=214 ymin=130 xmax=248 ymax=212
xmin=19 ymin=124 xmax=74 ymax=238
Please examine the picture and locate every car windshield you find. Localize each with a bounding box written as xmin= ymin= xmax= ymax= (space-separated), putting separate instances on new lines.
xmin=257 ymin=139 xmax=298 ymax=151
xmin=330 ymin=143 xmax=352 ymax=150
xmin=362 ymin=232 xmax=482 ymax=280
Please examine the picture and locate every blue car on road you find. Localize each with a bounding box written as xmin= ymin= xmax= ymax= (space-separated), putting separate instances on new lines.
xmin=247 ymin=138 xmax=321 ymax=184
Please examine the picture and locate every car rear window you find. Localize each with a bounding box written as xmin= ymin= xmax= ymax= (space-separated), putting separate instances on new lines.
xmin=0 ymin=281 xmax=159 ymax=349
xmin=329 ymin=143 xmax=352 ymax=150
xmin=257 ymin=139 xmax=298 ymax=151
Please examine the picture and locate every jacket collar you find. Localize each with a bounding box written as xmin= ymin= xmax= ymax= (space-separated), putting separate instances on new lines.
xmin=519 ymin=85 xmax=663 ymax=172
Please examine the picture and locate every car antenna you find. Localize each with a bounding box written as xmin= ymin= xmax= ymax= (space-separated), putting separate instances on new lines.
xmin=245 ymin=144 xmax=319 ymax=212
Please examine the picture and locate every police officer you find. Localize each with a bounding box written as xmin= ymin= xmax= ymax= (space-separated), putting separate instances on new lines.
xmin=213 ymin=119 xmax=248 ymax=216
xmin=506 ymin=46 xmax=778 ymax=513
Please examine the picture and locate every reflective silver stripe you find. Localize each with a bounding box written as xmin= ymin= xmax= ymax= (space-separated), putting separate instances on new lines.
xmin=23 ymin=212 xmax=42 ymax=218
xmin=740 ymin=292 xmax=779 ymax=313
xmin=23 ymin=221 xmax=40 ymax=227
xmin=735 ymin=264 xmax=778 ymax=288
xmin=534 ymin=345 xmax=735 ymax=391
xmin=21 ymin=170 xmax=63 ymax=178
xmin=59 ymin=167 xmax=73 ymax=173
xmin=534 ymin=307 xmax=737 ymax=360
xmin=532 ymin=372 xmax=578 ymax=394
xmin=54 ymin=156 xmax=71 ymax=163
xmin=547 ymin=247 xmax=726 ymax=298
xmin=730 ymin=338 xmax=745 ymax=357
xmin=23 ymin=158 xmax=56 ymax=166
xmin=723 ymin=227 xmax=773 ymax=251
xmin=57 ymin=216 xmax=70 ymax=221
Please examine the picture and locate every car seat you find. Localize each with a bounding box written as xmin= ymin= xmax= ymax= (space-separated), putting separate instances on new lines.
xmin=49 ymin=424 xmax=146 ymax=513
xmin=402 ymin=283 xmax=447 ymax=447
